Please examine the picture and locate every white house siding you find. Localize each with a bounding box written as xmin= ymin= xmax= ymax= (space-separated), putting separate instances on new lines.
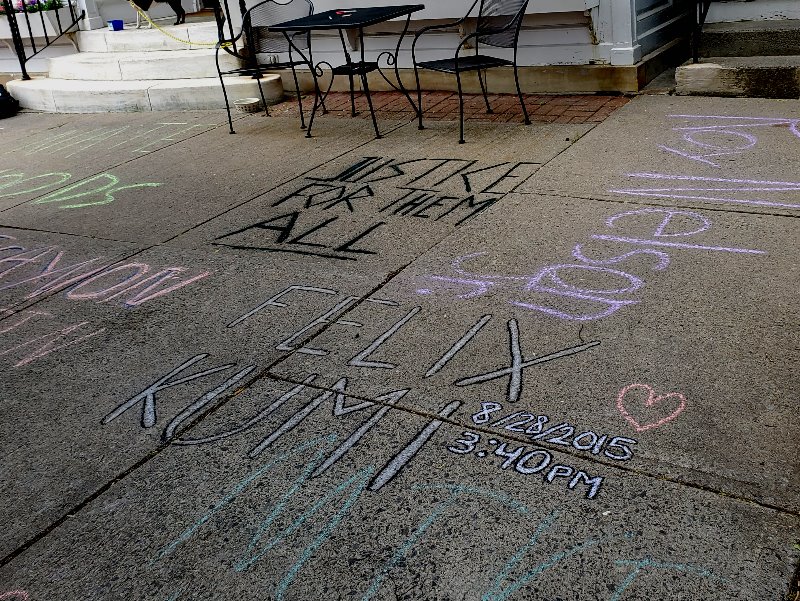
xmin=296 ymin=11 xmax=600 ymax=71
xmin=635 ymin=0 xmax=692 ymax=58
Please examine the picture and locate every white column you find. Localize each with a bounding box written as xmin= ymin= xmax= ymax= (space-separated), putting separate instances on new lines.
xmin=593 ymin=0 xmax=641 ymax=65
xmin=76 ymin=0 xmax=105 ymax=30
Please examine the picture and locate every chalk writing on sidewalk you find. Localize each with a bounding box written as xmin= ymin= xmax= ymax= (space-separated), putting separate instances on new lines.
xmin=0 ymin=308 xmax=106 ymax=368
xmin=0 ymin=592 xmax=30 ymax=601
xmin=446 ymin=430 xmax=604 ymax=499
xmin=611 ymin=172 xmax=800 ymax=210
xmin=0 ymin=122 xmax=216 ymax=159
xmin=0 ymin=169 xmax=161 ymax=209
xmin=215 ymin=156 xmax=538 ymax=261
xmin=415 ymin=207 xmax=765 ymax=321
xmin=225 ymin=285 xmax=600 ymax=405
xmin=151 ymin=433 xmax=723 ymax=601
xmin=102 ymin=300 xmax=601 ymax=493
xmin=473 ymin=401 xmax=637 ymax=461
xmin=659 ymin=114 xmax=800 ymax=168
xmin=103 ymin=354 xmax=464 ymax=492
xmin=0 ymin=233 xmax=211 ymax=308
xmin=616 ymin=383 xmax=686 ymax=432
xmin=0 ymin=233 xmax=212 ymax=368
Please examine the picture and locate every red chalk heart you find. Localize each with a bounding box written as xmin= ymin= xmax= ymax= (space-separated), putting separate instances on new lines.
xmin=616 ymin=383 xmax=686 ymax=432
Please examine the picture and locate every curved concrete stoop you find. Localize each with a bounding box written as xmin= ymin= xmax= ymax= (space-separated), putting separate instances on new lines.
xmin=48 ymin=49 xmax=241 ymax=80
xmin=7 ymin=20 xmax=286 ymax=112
xmin=7 ymin=74 xmax=282 ymax=112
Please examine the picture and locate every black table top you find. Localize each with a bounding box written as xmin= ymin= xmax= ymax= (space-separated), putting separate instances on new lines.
xmin=269 ymin=4 xmax=425 ymax=31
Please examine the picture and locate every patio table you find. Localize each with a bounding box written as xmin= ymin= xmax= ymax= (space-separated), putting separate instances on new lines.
xmin=270 ymin=4 xmax=425 ymax=139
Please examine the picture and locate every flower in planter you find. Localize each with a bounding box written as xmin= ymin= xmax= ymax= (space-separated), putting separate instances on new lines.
xmin=1 ymin=0 xmax=62 ymax=12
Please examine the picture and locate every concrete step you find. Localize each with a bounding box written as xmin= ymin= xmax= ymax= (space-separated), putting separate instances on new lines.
xmin=700 ymin=19 xmax=800 ymax=57
xmin=676 ymin=56 xmax=800 ymax=98
xmin=6 ymin=74 xmax=283 ymax=112
xmin=48 ymin=49 xmax=241 ymax=81
xmin=74 ymin=22 xmax=222 ymax=53
xmin=706 ymin=0 xmax=800 ymax=24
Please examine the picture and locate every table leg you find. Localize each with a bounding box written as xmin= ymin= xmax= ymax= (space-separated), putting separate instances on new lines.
xmin=376 ymin=14 xmax=419 ymax=117
xmin=288 ymin=42 xmax=305 ymax=129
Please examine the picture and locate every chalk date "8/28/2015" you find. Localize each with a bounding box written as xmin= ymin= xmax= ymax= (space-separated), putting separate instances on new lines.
xmin=471 ymin=402 xmax=637 ymax=462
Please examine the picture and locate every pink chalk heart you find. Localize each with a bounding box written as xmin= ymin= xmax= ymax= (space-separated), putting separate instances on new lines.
xmin=616 ymin=383 xmax=686 ymax=432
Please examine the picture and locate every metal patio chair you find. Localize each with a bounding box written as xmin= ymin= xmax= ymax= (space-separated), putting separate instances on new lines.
xmin=216 ymin=0 xmax=313 ymax=134
xmin=412 ymin=0 xmax=531 ymax=144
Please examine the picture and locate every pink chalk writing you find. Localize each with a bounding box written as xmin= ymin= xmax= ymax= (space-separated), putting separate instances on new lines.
xmin=0 ymin=592 xmax=30 ymax=601
xmin=615 ymin=383 xmax=687 ymax=432
xmin=0 ymin=308 xmax=106 ymax=368
xmin=0 ymin=233 xmax=211 ymax=308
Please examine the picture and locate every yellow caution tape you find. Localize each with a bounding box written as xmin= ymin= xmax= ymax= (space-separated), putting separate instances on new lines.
xmin=127 ymin=1 xmax=232 ymax=47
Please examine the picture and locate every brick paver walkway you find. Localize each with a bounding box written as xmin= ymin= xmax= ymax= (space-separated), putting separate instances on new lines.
xmin=269 ymin=91 xmax=630 ymax=124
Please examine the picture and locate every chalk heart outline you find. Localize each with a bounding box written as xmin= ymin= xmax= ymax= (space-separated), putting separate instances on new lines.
xmin=616 ymin=383 xmax=686 ymax=432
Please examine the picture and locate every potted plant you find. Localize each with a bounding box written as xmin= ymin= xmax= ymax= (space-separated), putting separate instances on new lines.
xmin=1 ymin=0 xmax=78 ymax=39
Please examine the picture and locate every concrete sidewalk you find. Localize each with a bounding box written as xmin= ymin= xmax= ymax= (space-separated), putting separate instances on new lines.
xmin=0 ymin=93 xmax=797 ymax=601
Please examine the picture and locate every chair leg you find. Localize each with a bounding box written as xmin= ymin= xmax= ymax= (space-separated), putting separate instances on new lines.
xmin=413 ymin=65 xmax=424 ymax=130
xmin=513 ymin=62 xmax=530 ymax=125
xmin=455 ymin=69 xmax=465 ymax=144
xmin=477 ymin=68 xmax=492 ymax=114
xmin=256 ymin=75 xmax=269 ymax=117
xmin=306 ymin=70 xmax=322 ymax=139
xmin=290 ymin=66 xmax=306 ymax=129
xmin=219 ymin=74 xmax=235 ymax=134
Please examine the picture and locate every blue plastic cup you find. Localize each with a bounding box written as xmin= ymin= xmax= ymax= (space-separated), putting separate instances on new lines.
xmin=108 ymin=19 xmax=124 ymax=31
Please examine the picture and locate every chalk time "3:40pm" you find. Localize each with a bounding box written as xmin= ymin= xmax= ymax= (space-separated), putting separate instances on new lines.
xmin=446 ymin=431 xmax=603 ymax=499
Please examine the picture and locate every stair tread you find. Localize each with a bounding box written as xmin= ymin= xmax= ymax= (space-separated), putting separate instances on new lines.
xmin=690 ymin=55 xmax=800 ymax=67
xmin=704 ymin=19 xmax=800 ymax=33
xmin=11 ymin=75 xmax=280 ymax=90
xmin=7 ymin=73 xmax=285 ymax=112
xmin=74 ymin=21 xmax=223 ymax=52
xmin=51 ymin=49 xmax=222 ymax=62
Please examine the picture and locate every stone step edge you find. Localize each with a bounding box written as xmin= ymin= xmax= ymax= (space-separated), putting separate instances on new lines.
xmin=675 ymin=57 xmax=800 ymax=99
xmin=73 ymin=23 xmax=225 ymax=53
xmin=47 ymin=49 xmax=241 ymax=81
xmin=699 ymin=20 xmax=800 ymax=58
xmin=7 ymin=74 xmax=285 ymax=112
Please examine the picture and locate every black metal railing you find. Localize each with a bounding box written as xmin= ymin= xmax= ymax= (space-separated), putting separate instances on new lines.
xmin=692 ymin=0 xmax=712 ymax=63
xmin=2 ymin=0 xmax=84 ymax=80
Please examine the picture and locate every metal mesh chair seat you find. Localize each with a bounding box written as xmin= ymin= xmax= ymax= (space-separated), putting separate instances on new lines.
xmin=331 ymin=62 xmax=380 ymax=76
xmin=416 ymin=55 xmax=513 ymax=74
xmin=412 ymin=0 xmax=531 ymax=143
xmin=221 ymin=58 xmax=305 ymax=77
xmin=215 ymin=0 xmax=314 ymax=134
